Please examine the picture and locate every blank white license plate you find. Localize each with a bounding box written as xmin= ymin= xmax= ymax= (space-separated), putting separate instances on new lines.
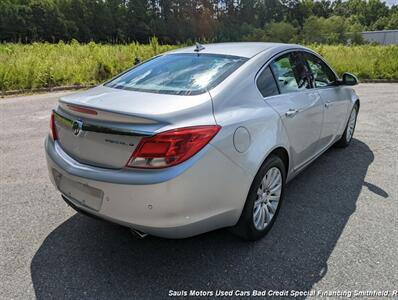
xmin=55 ymin=171 xmax=104 ymax=211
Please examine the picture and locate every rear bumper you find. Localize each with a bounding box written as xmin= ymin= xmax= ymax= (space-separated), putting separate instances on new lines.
xmin=45 ymin=137 xmax=252 ymax=238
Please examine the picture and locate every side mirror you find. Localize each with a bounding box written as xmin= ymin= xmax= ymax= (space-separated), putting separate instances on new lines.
xmin=341 ymin=72 xmax=358 ymax=86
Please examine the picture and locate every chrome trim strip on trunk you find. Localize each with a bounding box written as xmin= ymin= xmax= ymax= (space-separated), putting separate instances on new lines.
xmin=53 ymin=110 xmax=153 ymax=137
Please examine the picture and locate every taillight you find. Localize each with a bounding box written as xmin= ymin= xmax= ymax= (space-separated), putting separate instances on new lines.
xmin=67 ymin=104 xmax=98 ymax=115
xmin=126 ymin=125 xmax=221 ymax=169
xmin=50 ymin=112 xmax=58 ymax=140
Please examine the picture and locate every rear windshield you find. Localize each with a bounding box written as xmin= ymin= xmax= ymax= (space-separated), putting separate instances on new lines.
xmin=105 ymin=53 xmax=247 ymax=95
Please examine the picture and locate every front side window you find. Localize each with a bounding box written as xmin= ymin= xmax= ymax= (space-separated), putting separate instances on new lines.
xmin=270 ymin=52 xmax=311 ymax=94
xmin=304 ymin=53 xmax=336 ymax=88
xmin=105 ymin=53 xmax=247 ymax=96
xmin=256 ymin=67 xmax=279 ymax=97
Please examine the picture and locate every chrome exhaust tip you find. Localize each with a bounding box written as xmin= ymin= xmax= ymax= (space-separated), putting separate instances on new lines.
xmin=130 ymin=228 xmax=148 ymax=239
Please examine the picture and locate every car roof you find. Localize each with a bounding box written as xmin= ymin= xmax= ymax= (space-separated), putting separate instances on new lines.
xmin=166 ymin=42 xmax=305 ymax=58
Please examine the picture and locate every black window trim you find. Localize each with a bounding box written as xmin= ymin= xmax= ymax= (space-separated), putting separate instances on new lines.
xmin=269 ymin=66 xmax=281 ymax=94
xmin=255 ymin=65 xmax=280 ymax=97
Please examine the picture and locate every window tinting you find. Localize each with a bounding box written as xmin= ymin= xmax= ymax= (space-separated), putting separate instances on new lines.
xmin=270 ymin=52 xmax=311 ymax=93
xmin=304 ymin=53 xmax=336 ymax=87
xmin=257 ymin=67 xmax=279 ymax=97
xmin=105 ymin=53 xmax=247 ymax=96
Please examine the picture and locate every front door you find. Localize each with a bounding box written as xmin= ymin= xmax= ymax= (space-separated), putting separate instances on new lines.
xmin=303 ymin=52 xmax=351 ymax=151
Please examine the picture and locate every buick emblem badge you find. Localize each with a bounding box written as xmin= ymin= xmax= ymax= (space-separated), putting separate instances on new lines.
xmin=72 ymin=120 xmax=83 ymax=136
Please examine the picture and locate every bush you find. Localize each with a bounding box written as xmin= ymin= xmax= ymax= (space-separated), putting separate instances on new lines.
xmin=309 ymin=44 xmax=398 ymax=80
xmin=0 ymin=40 xmax=177 ymax=91
xmin=0 ymin=42 xmax=397 ymax=92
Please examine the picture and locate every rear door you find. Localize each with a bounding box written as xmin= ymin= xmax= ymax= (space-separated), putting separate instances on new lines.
xmin=303 ymin=52 xmax=351 ymax=151
xmin=260 ymin=51 xmax=324 ymax=170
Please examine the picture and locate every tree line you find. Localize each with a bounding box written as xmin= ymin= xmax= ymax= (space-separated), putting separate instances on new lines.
xmin=1 ymin=0 xmax=397 ymax=44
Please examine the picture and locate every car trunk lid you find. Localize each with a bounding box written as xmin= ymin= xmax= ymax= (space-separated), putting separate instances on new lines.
xmin=53 ymin=86 xmax=215 ymax=169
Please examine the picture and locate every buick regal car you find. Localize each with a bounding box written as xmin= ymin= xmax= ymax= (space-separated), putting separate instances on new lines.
xmin=45 ymin=42 xmax=359 ymax=240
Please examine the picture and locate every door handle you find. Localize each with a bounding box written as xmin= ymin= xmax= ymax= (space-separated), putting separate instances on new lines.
xmin=325 ymin=101 xmax=332 ymax=108
xmin=285 ymin=109 xmax=298 ymax=118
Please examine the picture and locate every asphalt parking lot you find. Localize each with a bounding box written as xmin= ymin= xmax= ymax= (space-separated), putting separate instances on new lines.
xmin=0 ymin=84 xmax=397 ymax=299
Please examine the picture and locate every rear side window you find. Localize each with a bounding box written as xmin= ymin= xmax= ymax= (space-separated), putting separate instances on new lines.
xmin=256 ymin=67 xmax=279 ymax=98
xmin=270 ymin=52 xmax=311 ymax=93
xmin=105 ymin=53 xmax=247 ymax=96
xmin=303 ymin=53 xmax=336 ymax=87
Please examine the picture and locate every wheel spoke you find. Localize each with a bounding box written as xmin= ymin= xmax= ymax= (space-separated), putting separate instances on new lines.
xmin=268 ymin=202 xmax=277 ymax=214
xmin=263 ymin=173 xmax=270 ymax=187
xmin=270 ymin=168 xmax=278 ymax=187
xmin=270 ymin=183 xmax=281 ymax=194
xmin=254 ymin=205 xmax=261 ymax=227
xmin=268 ymin=194 xmax=280 ymax=202
xmin=254 ymin=201 xmax=261 ymax=214
xmin=268 ymin=175 xmax=277 ymax=189
xmin=254 ymin=207 xmax=261 ymax=228
xmin=260 ymin=205 xmax=266 ymax=228
xmin=265 ymin=205 xmax=273 ymax=223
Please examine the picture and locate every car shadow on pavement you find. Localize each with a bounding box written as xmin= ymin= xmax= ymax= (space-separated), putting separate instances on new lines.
xmin=31 ymin=138 xmax=380 ymax=299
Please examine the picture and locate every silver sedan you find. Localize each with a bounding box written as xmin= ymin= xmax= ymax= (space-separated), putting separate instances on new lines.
xmin=45 ymin=42 xmax=359 ymax=240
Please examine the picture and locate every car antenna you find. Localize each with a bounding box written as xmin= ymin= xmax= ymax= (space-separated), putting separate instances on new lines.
xmin=194 ymin=42 xmax=205 ymax=53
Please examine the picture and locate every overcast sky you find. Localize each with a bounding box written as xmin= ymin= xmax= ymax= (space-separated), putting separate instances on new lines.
xmin=384 ymin=0 xmax=398 ymax=6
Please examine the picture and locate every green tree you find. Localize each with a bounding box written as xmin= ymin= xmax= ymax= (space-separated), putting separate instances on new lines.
xmin=264 ymin=21 xmax=297 ymax=43
xmin=333 ymin=0 xmax=389 ymax=28
xmin=244 ymin=21 xmax=297 ymax=43
xmin=312 ymin=0 xmax=332 ymax=18
xmin=386 ymin=11 xmax=398 ymax=29
xmin=0 ymin=0 xmax=32 ymax=42
xmin=302 ymin=16 xmax=347 ymax=44
xmin=0 ymin=0 xmax=396 ymax=44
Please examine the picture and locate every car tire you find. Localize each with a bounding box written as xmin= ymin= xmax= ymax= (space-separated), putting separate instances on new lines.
xmin=334 ymin=104 xmax=358 ymax=148
xmin=232 ymin=154 xmax=286 ymax=241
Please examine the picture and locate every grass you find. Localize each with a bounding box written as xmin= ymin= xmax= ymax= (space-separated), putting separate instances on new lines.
xmin=0 ymin=40 xmax=397 ymax=92
xmin=0 ymin=38 xmax=178 ymax=92
xmin=310 ymin=44 xmax=398 ymax=80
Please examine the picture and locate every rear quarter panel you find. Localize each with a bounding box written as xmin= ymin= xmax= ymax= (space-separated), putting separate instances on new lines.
xmin=209 ymin=50 xmax=292 ymax=180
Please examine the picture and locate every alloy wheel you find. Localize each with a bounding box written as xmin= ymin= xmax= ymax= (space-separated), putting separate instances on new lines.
xmin=253 ymin=167 xmax=282 ymax=231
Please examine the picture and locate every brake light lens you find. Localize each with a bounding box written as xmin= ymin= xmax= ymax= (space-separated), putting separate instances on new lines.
xmin=50 ymin=111 xmax=58 ymax=140
xmin=126 ymin=125 xmax=221 ymax=169
xmin=67 ymin=104 xmax=98 ymax=115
